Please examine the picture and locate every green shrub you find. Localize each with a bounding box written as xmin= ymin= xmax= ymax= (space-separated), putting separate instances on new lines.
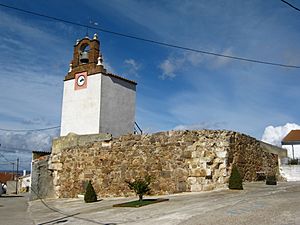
xmin=289 ymin=158 xmax=298 ymax=165
xmin=229 ymin=165 xmax=243 ymax=190
xmin=126 ymin=175 xmax=152 ymax=201
xmin=84 ymin=180 xmax=97 ymax=203
xmin=266 ymin=175 xmax=277 ymax=185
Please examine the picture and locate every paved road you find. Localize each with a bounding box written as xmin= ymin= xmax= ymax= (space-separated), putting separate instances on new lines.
xmin=29 ymin=182 xmax=300 ymax=225
xmin=0 ymin=193 xmax=34 ymax=225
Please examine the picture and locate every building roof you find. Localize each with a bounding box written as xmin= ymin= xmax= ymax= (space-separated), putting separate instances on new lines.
xmin=105 ymin=73 xmax=137 ymax=85
xmin=0 ymin=172 xmax=14 ymax=182
xmin=32 ymin=150 xmax=51 ymax=154
xmin=32 ymin=150 xmax=51 ymax=161
xmin=282 ymin=130 xmax=300 ymax=145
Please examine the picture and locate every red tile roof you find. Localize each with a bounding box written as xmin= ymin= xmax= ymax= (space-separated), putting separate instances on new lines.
xmin=282 ymin=130 xmax=300 ymax=145
xmin=0 ymin=172 xmax=14 ymax=182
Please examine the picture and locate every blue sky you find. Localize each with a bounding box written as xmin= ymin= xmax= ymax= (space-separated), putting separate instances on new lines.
xmin=0 ymin=0 xmax=300 ymax=170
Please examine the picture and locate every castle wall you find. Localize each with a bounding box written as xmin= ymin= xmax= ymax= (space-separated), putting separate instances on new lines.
xmin=50 ymin=130 xmax=282 ymax=198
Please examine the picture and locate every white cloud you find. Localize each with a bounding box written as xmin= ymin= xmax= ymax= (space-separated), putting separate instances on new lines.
xmin=0 ymin=10 xmax=62 ymax=46
xmin=124 ymin=58 xmax=141 ymax=77
xmin=0 ymin=130 xmax=59 ymax=151
xmin=159 ymin=47 xmax=233 ymax=79
xmin=159 ymin=59 xmax=178 ymax=79
xmin=0 ymin=129 xmax=60 ymax=170
xmin=0 ymin=69 xmax=62 ymax=128
xmin=212 ymin=48 xmax=234 ymax=68
xmin=261 ymin=123 xmax=300 ymax=146
xmin=184 ymin=52 xmax=204 ymax=66
xmin=159 ymin=55 xmax=186 ymax=79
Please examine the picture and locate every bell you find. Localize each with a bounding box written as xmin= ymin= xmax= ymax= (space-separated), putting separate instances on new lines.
xmin=79 ymin=51 xmax=89 ymax=64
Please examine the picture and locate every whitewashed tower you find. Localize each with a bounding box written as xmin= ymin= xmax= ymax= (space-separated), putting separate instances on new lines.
xmin=60 ymin=34 xmax=137 ymax=137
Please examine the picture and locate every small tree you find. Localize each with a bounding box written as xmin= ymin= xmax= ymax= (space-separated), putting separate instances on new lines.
xmin=84 ymin=180 xmax=97 ymax=203
xmin=229 ymin=165 xmax=243 ymax=190
xmin=126 ymin=175 xmax=151 ymax=201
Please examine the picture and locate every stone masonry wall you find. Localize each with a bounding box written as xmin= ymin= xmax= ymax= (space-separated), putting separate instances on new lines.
xmin=228 ymin=133 xmax=279 ymax=181
xmin=50 ymin=130 xmax=280 ymax=198
xmin=31 ymin=155 xmax=55 ymax=200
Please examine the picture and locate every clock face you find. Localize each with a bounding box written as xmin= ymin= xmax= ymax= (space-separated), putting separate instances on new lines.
xmin=77 ymin=75 xmax=86 ymax=86
xmin=74 ymin=72 xmax=88 ymax=90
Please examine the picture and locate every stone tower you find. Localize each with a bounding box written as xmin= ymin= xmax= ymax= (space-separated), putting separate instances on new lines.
xmin=60 ymin=34 xmax=137 ymax=137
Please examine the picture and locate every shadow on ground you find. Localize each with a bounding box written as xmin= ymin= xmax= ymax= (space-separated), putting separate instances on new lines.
xmin=0 ymin=195 xmax=24 ymax=198
xmin=37 ymin=212 xmax=117 ymax=225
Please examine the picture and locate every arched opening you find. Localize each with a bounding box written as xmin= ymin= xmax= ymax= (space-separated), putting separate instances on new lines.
xmin=79 ymin=44 xmax=90 ymax=64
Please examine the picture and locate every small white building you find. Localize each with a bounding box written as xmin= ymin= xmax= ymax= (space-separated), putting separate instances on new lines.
xmin=281 ymin=130 xmax=300 ymax=160
xmin=281 ymin=130 xmax=300 ymax=181
xmin=60 ymin=34 xmax=137 ymax=137
xmin=18 ymin=171 xmax=31 ymax=192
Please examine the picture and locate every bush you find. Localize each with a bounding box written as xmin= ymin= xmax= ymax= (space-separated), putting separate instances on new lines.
xmin=266 ymin=175 xmax=277 ymax=185
xmin=289 ymin=158 xmax=298 ymax=165
xmin=229 ymin=165 xmax=243 ymax=190
xmin=84 ymin=180 xmax=97 ymax=203
xmin=126 ymin=175 xmax=152 ymax=201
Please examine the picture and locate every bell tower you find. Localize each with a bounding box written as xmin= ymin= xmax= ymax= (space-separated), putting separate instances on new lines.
xmin=64 ymin=33 xmax=106 ymax=81
xmin=60 ymin=34 xmax=137 ymax=137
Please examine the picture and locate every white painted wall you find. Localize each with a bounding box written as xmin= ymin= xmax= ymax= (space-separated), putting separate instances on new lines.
xmin=281 ymin=165 xmax=300 ymax=181
xmin=60 ymin=73 xmax=136 ymax=137
xmin=100 ymin=75 xmax=136 ymax=137
xmin=282 ymin=145 xmax=300 ymax=159
xmin=60 ymin=74 xmax=102 ymax=136
xmin=20 ymin=175 xmax=31 ymax=188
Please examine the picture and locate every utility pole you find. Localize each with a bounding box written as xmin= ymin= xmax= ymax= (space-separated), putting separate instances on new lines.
xmin=12 ymin=162 xmax=15 ymax=180
xmin=15 ymin=158 xmax=19 ymax=194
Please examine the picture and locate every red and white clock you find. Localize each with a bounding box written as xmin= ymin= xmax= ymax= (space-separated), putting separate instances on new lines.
xmin=74 ymin=71 xmax=87 ymax=90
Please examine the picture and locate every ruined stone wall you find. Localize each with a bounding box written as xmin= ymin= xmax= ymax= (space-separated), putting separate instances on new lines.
xmin=31 ymin=155 xmax=55 ymax=200
xmin=50 ymin=130 xmax=280 ymax=198
xmin=227 ymin=133 xmax=279 ymax=181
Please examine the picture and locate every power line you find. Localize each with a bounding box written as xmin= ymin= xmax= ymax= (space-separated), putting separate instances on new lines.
xmin=281 ymin=0 xmax=300 ymax=12
xmin=0 ymin=3 xmax=300 ymax=69
xmin=0 ymin=125 xmax=60 ymax=132
xmin=0 ymin=162 xmax=14 ymax=165
xmin=27 ymin=181 xmax=108 ymax=224
xmin=0 ymin=152 xmax=14 ymax=164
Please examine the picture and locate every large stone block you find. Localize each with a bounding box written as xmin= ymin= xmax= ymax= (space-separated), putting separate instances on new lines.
xmin=52 ymin=133 xmax=112 ymax=154
xmin=182 ymin=150 xmax=192 ymax=159
xmin=187 ymin=177 xmax=197 ymax=185
xmin=174 ymin=168 xmax=188 ymax=178
xmin=202 ymin=184 xmax=216 ymax=191
xmin=190 ymin=184 xmax=202 ymax=192
xmin=189 ymin=168 xmax=206 ymax=177
xmin=216 ymin=151 xmax=227 ymax=158
xmin=161 ymin=170 xmax=172 ymax=178
xmin=51 ymin=163 xmax=63 ymax=171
